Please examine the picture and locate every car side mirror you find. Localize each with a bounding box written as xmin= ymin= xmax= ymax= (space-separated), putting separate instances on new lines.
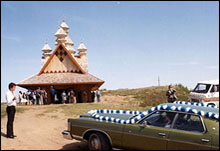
xmin=139 ymin=121 xmax=147 ymax=128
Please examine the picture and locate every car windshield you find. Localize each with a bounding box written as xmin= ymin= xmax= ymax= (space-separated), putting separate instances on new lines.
xmin=192 ymin=83 xmax=211 ymax=93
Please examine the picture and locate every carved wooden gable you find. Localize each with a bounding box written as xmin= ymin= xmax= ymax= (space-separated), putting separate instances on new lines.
xmin=38 ymin=43 xmax=85 ymax=75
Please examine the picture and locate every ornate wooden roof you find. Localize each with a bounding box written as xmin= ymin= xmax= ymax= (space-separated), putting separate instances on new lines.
xmin=17 ymin=42 xmax=104 ymax=89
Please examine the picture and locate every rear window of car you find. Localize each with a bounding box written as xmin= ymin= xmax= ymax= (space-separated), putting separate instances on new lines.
xmin=173 ymin=113 xmax=205 ymax=133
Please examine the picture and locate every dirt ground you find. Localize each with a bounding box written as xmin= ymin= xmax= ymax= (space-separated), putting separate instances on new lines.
xmin=1 ymin=95 xmax=127 ymax=150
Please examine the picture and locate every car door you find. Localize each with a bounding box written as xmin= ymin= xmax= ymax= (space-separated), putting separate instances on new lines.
xmin=122 ymin=111 xmax=176 ymax=150
xmin=167 ymin=113 xmax=212 ymax=150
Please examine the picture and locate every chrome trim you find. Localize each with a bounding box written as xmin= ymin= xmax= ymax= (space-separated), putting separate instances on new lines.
xmin=62 ymin=130 xmax=73 ymax=140
xmin=72 ymin=134 xmax=86 ymax=141
xmin=198 ymin=114 xmax=207 ymax=134
xmin=158 ymin=132 xmax=166 ymax=137
xmin=201 ymin=138 xmax=209 ymax=143
xmin=82 ymin=129 xmax=113 ymax=146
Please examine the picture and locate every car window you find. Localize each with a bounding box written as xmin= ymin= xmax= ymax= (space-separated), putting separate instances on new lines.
xmin=193 ymin=83 xmax=211 ymax=93
xmin=173 ymin=113 xmax=205 ymax=133
xmin=141 ymin=111 xmax=176 ymax=128
xmin=210 ymin=85 xmax=219 ymax=93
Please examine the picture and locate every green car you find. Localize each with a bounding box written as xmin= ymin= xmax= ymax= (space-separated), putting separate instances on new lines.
xmin=62 ymin=102 xmax=219 ymax=150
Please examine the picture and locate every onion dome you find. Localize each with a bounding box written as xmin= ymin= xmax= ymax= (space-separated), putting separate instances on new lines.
xmin=77 ymin=42 xmax=87 ymax=56
xmin=41 ymin=42 xmax=52 ymax=53
xmin=77 ymin=42 xmax=87 ymax=52
xmin=54 ymin=27 xmax=67 ymax=37
xmin=60 ymin=20 xmax=69 ymax=30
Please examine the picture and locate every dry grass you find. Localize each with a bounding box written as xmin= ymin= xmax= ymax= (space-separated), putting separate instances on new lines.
xmin=1 ymin=103 xmax=30 ymax=118
xmin=102 ymin=84 xmax=190 ymax=106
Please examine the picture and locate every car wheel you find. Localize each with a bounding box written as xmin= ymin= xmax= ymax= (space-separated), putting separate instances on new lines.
xmin=88 ymin=132 xmax=111 ymax=150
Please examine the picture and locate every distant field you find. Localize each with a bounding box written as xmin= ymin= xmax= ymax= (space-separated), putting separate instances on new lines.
xmin=102 ymin=84 xmax=190 ymax=106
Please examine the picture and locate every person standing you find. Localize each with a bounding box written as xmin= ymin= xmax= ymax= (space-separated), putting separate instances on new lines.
xmin=22 ymin=92 xmax=27 ymax=105
xmin=70 ymin=89 xmax=76 ymax=104
xmin=28 ymin=89 xmax=33 ymax=105
xmin=36 ymin=87 xmax=41 ymax=105
xmin=43 ymin=90 xmax=48 ymax=105
xmin=61 ymin=91 xmax=67 ymax=104
xmin=32 ymin=91 xmax=36 ymax=105
xmin=54 ymin=92 xmax=59 ymax=104
xmin=50 ymin=86 xmax=56 ymax=104
xmin=18 ymin=91 xmax=22 ymax=105
xmin=67 ymin=90 xmax=70 ymax=104
xmin=96 ymin=89 xmax=101 ymax=103
xmin=166 ymin=84 xmax=177 ymax=103
xmin=26 ymin=90 xmax=31 ymax=105
xmin=5 ymin=82 xmax=17 ymax=139
xmin=40 ymin=89 xmax=44 ymax=105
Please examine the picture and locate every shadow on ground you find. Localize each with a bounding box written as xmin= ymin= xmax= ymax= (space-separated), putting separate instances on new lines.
xmin=1 ymin=132 xmax=8 ymax=138
xmin=59 ymin=141 xmax=89 ymax=150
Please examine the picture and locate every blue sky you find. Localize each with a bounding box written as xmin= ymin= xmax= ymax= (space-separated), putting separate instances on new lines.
xmin=1 ymin=1 xmax=219 ymax=102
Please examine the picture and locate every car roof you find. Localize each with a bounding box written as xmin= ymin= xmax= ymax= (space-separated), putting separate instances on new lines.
xmin=161 ymin=103 xmax=219 ymax=115
xmin=198 ymin=79 xmax=219 ymax=85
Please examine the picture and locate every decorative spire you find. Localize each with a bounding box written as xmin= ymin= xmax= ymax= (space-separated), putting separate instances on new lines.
xmin=55 ymin=27 xmax=67 ymax=37
xmin=41 ymin=42 xmax=52 ymax=53
xmin=41 ymin=42 xmax=52 ymax=67
xmin=59 ymin=16 xmax=69 ymax=34
xmin=65 ymin=36 xmax=76 ymax=54
xmin=77 ymin=42 xmax=87 ymax=56
xmin=77 ymin=42 xmax=87 ymax=51
xmin=55 ymin=27 xmax=67 ymax=45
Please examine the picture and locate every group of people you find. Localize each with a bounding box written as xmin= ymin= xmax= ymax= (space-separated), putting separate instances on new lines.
xmin=53 ymin=89 xmax=77 ymax=104
xmin=50 ymin=86 xmax=102 ymax=104
xmin=50 ymin=86 xmax=101 ymax=104
xmin=18 ymin=88 xmax=48 ymax=105
xmin=50 ymin=86 xmax=79 ymax=104
xmin=16 ymin=86 xmax=102 ymax=105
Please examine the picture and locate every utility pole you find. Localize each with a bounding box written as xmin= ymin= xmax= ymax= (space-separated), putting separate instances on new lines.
xmin=158 ymin=76 xmax=160 ymax=86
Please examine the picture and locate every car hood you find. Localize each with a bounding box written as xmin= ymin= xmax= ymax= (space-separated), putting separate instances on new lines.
xmin=189 ymin=92 xmax=206 ymax=98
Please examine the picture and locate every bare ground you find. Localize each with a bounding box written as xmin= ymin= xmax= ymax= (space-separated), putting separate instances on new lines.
xmin=1 ymin=95 xmax=127 ymax=150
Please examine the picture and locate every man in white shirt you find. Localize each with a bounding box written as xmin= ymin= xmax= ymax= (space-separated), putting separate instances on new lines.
xmin=5 ymin=82 xmax=17 ymax=139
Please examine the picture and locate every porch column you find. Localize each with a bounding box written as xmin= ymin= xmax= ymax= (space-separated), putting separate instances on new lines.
xmin=87 ymin=88 xmax=92 ymax=103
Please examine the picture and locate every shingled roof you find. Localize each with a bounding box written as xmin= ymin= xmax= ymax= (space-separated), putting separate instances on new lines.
xmin=17 ymin=72 xmax=104 ymax=86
